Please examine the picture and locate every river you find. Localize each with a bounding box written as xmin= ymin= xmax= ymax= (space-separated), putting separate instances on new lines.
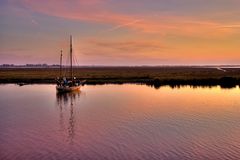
xmin=0 ymin=84 xmax=240 ymax=160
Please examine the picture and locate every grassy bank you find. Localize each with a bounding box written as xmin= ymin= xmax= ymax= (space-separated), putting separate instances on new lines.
xmin=1 ymin=67 xmax=240 ymax=88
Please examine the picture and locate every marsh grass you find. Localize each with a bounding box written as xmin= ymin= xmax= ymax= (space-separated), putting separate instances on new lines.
xmin=1 ymin=67 xmax=240 ymax=88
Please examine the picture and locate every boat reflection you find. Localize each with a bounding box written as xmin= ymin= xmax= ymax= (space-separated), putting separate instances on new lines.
xmin=56 ymin=91 xmax=81 ymax=144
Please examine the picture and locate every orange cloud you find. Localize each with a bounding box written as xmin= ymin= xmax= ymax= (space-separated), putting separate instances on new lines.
xmin=75 ymin=38 xmax=171 ymax=64
xmin=89 ymin=39 xmax=165 ymax=50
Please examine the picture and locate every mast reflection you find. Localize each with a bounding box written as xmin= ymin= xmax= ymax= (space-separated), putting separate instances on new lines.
xmin=56 ymin=91 xmax=81 ymax=144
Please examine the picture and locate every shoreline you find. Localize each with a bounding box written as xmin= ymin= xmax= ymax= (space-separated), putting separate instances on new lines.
xmin=1 ymin=67 xmax=240 ymax=89
xmin=1 ymin=77 xmax=239 ymax=89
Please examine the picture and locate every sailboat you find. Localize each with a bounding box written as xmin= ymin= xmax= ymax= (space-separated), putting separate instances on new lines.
xmin=56 ymin=36 xmax=85 ymax=92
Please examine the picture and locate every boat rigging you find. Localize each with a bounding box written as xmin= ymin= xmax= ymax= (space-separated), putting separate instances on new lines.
xmin=56 ymin=36 xmax=85 ymax=92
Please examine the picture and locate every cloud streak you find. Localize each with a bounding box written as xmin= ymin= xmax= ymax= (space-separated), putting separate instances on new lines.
xmin=108 ymin=19 xmax=143 ymax=31
xmin=88 ymin=39 xmax=166 ymax=52
xmin=218 ymin=24 xmax=240 ymax=28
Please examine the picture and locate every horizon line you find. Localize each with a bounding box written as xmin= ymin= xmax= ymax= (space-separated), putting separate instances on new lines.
xmin=1 ymin=64 xmax=240 ymax=67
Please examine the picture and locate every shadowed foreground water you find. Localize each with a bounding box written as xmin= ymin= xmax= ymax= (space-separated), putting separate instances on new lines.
xmin=0 ymin=84 xmax=240 ymax=160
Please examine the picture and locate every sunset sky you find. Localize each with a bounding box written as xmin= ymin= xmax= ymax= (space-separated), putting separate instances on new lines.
xmin=1 ymin=0 xmax=240 ymax=65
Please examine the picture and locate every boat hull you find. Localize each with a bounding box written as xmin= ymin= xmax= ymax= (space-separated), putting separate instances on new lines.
xmin=56 ymin=85 xmax=81 ymax=92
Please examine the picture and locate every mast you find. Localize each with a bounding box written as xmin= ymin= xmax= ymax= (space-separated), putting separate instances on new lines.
xmin=70 ymin=35 xmax=73 ymax=82
xmin=60 ymin=50 xmax=63 ymax=78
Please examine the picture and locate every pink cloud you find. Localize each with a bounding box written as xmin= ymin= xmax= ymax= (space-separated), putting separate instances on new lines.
xmin=11 ymin=0 xmax=240 ymax=37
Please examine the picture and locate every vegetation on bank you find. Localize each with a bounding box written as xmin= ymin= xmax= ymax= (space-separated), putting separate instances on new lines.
xmin=1 ymin=67 xmax=240 ymax=88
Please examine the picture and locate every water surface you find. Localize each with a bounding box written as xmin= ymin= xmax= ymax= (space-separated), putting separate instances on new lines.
xmin=0 ymin=84 xmax=240 ymax=160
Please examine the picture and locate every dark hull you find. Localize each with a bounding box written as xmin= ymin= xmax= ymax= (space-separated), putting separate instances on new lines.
xmin=56 ymin=85 xmax=81 ymax=92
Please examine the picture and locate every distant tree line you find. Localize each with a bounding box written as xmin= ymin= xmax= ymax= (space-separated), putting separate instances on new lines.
xmin=0 ymin=64 xmax=60 ymax=68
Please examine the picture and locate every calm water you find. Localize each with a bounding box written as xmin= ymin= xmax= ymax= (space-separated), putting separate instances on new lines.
xmin=0 ymin=84 xmax=240 ymax=160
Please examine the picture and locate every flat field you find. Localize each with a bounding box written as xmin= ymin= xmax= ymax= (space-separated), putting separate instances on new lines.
xmin=1 ymin=67 xmax=240 ymax=88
